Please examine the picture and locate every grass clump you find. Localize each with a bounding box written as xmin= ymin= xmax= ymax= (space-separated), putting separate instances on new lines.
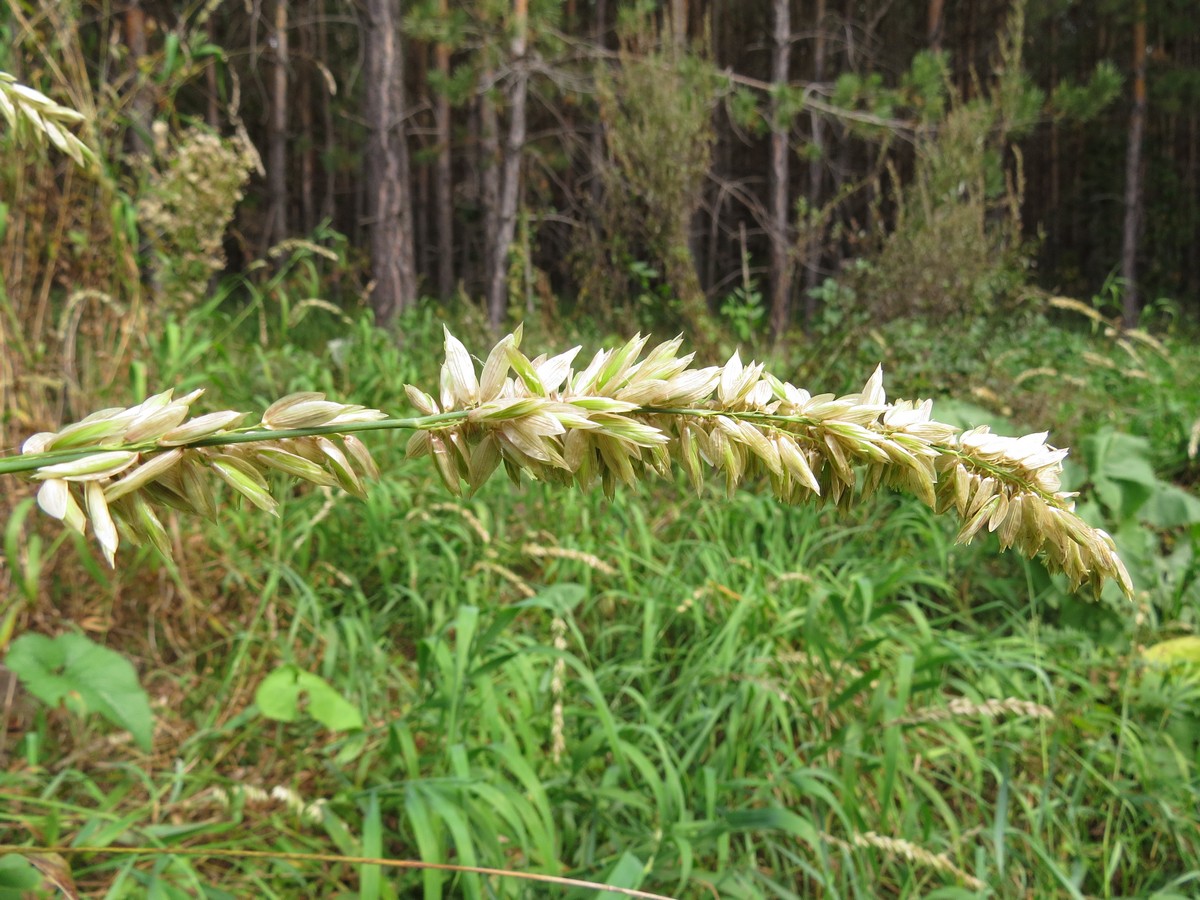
xmin=3 ymin=313 xmax=1199 ymax=897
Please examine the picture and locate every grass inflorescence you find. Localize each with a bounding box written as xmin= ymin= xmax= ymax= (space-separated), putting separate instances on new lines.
xmin=7 ymin=325 xmax=1131 ymax=598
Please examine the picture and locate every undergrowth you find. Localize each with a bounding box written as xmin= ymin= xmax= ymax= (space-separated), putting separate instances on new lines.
xmin=2 ymin=304 xmax=1200 ymax=898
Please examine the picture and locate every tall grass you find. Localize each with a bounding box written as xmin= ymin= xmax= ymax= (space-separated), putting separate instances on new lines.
xmin=2 ymin=310 xmax=1199 ymax=897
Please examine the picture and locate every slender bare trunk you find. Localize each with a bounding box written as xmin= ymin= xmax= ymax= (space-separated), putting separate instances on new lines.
xmin=124 ymin=0 xmax=152 ymax=155
xmin=486 ymin=0 xmax=529 ymax=333
xmin=479 ymin=71 xmax=501 ymax=298
xmin=298 ymin=6 xmax=315 ymax=234
xmin=363 ymin=0 xmax=418 ymax=326
xmin=414 ymin=41 xmax=431 ymax=284
xmin=803 ymin=0 xmax=828 ymax=324
xmin=434 ymin=0 xmax=455 ymax=298
xmin=266 ymin=0 xmax=289 ymax=246
xmin=1120 ymin=0 xmax=1147 ymax=328
xmin=1188 ymin=113 xmax=1199 ymax=298
xmin=205 ymin=16 xmax=220 ymax=127
xmin=669 ymin=0 xmax=688 ymax=50
xmin=590 ymin=0 xmax=607 ymax=210
xmin=767 ymin=0 xmax=792 ymax=337
xmin=927 ymin=0 xmax=945 ymax=53
xmin=318 ymin=3 xmax=336 ymax=222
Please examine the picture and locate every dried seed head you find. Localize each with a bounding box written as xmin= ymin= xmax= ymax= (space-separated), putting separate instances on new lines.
xmin=209 ymin=454 xmax=278 ymax=515
xmin=442 ymin=326 xmax=480 ymax=405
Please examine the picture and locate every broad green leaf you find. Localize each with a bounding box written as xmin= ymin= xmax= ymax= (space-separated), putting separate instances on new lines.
xmin=596 ymin=852 xmax=646 ymax=899
xmin=0 ymin=854 xmax=42 ymax=896
xmin=4 ymin=632 xmax=154 ymax=751
xmin=1143 ymin=636 xmax=1200 ymax=667
xmin=1141 ymin=483 xmax=1200 ymax=529
xmin=255 ymin=664 xmax=363 ymax=732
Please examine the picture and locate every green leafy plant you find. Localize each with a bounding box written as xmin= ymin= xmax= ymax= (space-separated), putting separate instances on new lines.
xmin=3 ymin=631 xmax=154 ymax=751
xmin=256 ymin=664 xmax=364 ymax=732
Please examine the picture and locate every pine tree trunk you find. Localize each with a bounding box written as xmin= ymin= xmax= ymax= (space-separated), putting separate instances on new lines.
xmin=927 ymin=0 xmax=945 ymax=53
xmin=767 ymin=0 xmax=792 ymax=337
xmin=479 ymin=71 xmax=501 ymax=298
xmin=362 ymin=0 xmax=418 ymax=327
xmin=123 ymin=0 xmax=151 ymax=155
xmin=803 ymin=0 xmax=828 ymax=325
xmin=1120 ymin=0 xmax=1147 ymax=328
xmin=485 ymin=0 xmax=529 ymax=333
xmin=266 ymin=0 xmax=289 ymax=247
xmin=434 ymin=0 xmax=455 ymax=299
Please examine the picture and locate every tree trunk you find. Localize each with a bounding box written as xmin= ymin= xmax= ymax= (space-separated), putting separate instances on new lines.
xmin=266 ymin=0 xmax=289 ymax=247
xmin=363 ymin=0 xmax=418 ymax=327
xmin=485 ymin=0 xmax=529 ymax=333
xmin=434 ymin=0 xmax=455 ymax=299
xmin=205 ymin=16 xmax=220 ymax=127
xmin=669 ymin=0 xmax=688 ymax=50
xmin=1120 ymin=0 xmax=1147 ymax=328
xmin=298 ymin=4 xmax=315 ymax=235
xmin=767 ymin=0 xmax=792 ymax=338
xmin=318 ymin=3 xmax=336 ymax=223
xmin=124 ymin=0 xmax=152 ymax=155
xmin=479 ymin=71 xmax=501 ymax=298
xmin=927 ymin=0 xmax=945 ymax=54
xmin=414 ymin=41 xmax=431 ymax=284
xmin=803 ymin=0 xmax=828 ymax=325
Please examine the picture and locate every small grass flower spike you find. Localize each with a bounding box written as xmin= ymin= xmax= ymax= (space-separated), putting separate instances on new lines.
xmin=4 ymin=326 xmax=1132 ymax=598
xmin=9 ymin=388 xmax=384 ymax=565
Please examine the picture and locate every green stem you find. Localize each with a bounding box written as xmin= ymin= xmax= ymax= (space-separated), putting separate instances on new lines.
xmin=0 ymin=403 xmax=1066 ymax=513
xmin=0 ymin=411 xmax=471 ymax=477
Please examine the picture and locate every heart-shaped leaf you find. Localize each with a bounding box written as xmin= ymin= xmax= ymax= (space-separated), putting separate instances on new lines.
xmin=4 ymin=632 xmax=153 ymax=751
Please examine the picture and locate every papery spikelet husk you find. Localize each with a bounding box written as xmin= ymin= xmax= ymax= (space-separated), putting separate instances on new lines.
xmin=255 ymin=446 xmax=340 ymax=487
xmin=341 ymin=435 xmax=380 ymax=480
xmin=210 ymin=453 xmax=278 ymax=514
xmin=34 ymin=450 xmax=139 ymax=482
xmin=85 ymin=481 xmax=119 ymax=566
xmin=104 ymin=449 xmax=184 ymax=502
xmin=316 ymin=437 xmax=366 ymax=499
xmin=161 ymin=410 xmax=246 ymax=445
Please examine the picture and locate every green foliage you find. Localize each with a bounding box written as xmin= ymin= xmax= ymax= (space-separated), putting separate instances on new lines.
xmin=4 ymin=309 xmax=1200 ymax=896
xmin=0 ymin=854 xmax=42 ymax=897
xmin=1050 ymin=60 xmax=1123 ymax=121
xmin=1069 ymin=428 xmax=1200 ymax=618
xmin=902 ymin=50 xmax=950 ymax=123
xmin=256 ymin=664 xmax=364 ymax=732
xmin=4 ymin=631 xmax=154 ymax=751
xmin=719 ymin=279 xmax=765 ymax=342
xmin=580 ymin=20 xmax=717 ymax=331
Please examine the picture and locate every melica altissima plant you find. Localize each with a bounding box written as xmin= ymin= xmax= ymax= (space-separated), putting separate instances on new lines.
xmin=3 ymin=326 xmax=1132 ymax=599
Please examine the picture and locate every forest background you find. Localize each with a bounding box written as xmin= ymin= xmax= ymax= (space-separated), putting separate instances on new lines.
xmin=3 ymin=0 xmax=1200 ymax=896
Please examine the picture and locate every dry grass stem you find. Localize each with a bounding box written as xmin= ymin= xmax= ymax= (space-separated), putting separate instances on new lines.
xmin=890 ymin=697 xmax=1055 ymax=727
xmin=823 ymin=830 xmax=987 ymax=892
xmin=521 ymin=544 xmax=617 ymax=576
xmin=550 ymin=615 xmax=568 ymax=764
xmin=470 ymin=561 xmax=537 ymax=598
